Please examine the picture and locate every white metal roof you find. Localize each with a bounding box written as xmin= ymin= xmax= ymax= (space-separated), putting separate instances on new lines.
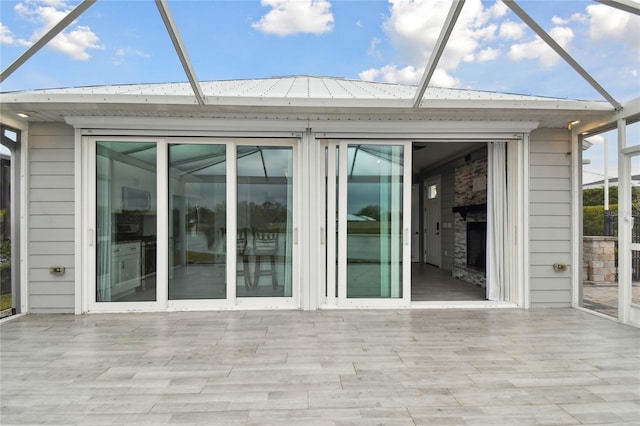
xmin=6 ymin=76 xmax=585 ymax=102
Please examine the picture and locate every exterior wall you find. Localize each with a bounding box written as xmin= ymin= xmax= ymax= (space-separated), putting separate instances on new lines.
xmin=28 ymin=123 xmax=75 ymax=313
xmin=529 ymin=128 xmax=572 ymax=307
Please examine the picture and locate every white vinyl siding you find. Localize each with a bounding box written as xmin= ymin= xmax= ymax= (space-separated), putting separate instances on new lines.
xmin=529 ymin=128 xmax=572 ymax=307
xmin=28 ymin=123 xmax=75 ymax=313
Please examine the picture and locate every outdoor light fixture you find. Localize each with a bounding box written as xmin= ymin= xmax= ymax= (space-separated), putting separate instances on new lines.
xmin=567 ymin=120 xmax=581 ymax=130
xmin=17 ymin=112 xmax=29 ymax=118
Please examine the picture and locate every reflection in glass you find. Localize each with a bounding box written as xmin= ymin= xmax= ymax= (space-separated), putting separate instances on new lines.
xmin=237 ymin=146 xmax=293 ymax=297
xmin=347 ymin=145 xmax=403 ymax=298
xmin=169 ymin=144 xmax=226 ymax=299
xmin=96 ymin=142 xmax=157 ymax=302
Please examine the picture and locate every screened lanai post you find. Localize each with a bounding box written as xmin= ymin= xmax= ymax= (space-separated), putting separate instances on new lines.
xmin=412 ymin=0 xmax=465 ymax=108
xmin=155 ymin=0 xmax=205 ymax=105
xmin=0 ymin=0 xmax=97 ymax=83
xmin=487 ymin=142 xmax=508 ymax=301
xmin=502 ymin=0 xmax=622 ymax=110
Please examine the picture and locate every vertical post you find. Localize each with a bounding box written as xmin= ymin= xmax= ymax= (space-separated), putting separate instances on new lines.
xmin=617 ymin=118 xmax=629 ymax=323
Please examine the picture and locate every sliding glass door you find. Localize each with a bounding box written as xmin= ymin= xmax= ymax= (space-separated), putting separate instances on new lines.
xmin=89 ymin=137 xmax=298 ymax=311
xmin=323 ymin=141 xmax=411 ymax=307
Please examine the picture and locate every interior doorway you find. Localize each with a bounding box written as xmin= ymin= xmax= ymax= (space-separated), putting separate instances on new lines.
xmin=411 ymin=142 xmax=488 ymax=302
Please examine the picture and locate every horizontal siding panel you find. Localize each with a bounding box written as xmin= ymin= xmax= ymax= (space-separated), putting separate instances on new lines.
xmin=29 ymin=148 xmax=74 ymax=162
xmin=529 ymin=153 xmax=570 ymax=166
xmin=529 ymin=290 xmax=571 ymax=304
xmin=530 ymin=240 xmax=571 ymax=253
xmin=29 ymin=228 xmax=74 ymax=242
xmin=530 ymin=178 xmax=570 ymax=191
xmin=530 ymin=191 xmax=570 ymax=203
xmin=30 ymin=268 xmax=75 ymax=281
xmin=29 ymin=254 xmax=74 ymax=268
xmin=29 ymin=123 xmax=74 ymax=137
xmin=31 ymin=162 xmax=74 ymax=176
xmin=530 ymin=252 xmax=571 ymax=266
xmin=29 ymin=135 xmax=73 ymax=149
xmin=530 ymin=203 xmax=571 ymax=216
xmin=30 ymin=241 xmax=74 ymax=255
xmin=530 ymin=228 xmax=571 ymax=241
xmin=29 ymin=294 xmax=74 ymax=310
xmin=530 ymin=165 xmax=570 ymax=179
xmin=31 ymin=175 xmax=75 ymax=189
xmin=530 ymin=215 xmax=571 ymax=228
xmin=30 ymin=201 xmax=74 ymax=215
xmin=30 ymin=215 xmax=74 ymax=228
xmin=529 ymin=277 xmax=571 ymax=291
xmin=29 ymin=188 xmax=74 ymax=202
xmin=531 ymin=265 xmax=571 ymax=278
xmin=30 ymin=282 xmax=75 ymax=295
xmin=529 ymin=141 xmax=570 ymax=154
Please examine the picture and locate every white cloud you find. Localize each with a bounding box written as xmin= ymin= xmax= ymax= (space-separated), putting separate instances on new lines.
xmin=499 ymin=20 xmax=525 ymax=41
xmin=359 ymin=64 xmax=459 ymax=88
xmin=367 ymin=37 xmax=382 ymax=59
xmin=585 ymin=135 xmax=606 ymax=145
xmin=11 ymin=0 xmax=103 ymax=60
xmin=252 ymin=0 xmax=334 ymax=36
xmin=111 ymin=47 xmax=151 ymax=66
xmin=552 ymin=16 xmax=567 ymax=25
xmin=587 ymin=3 xmax=640 ymax=50
xmin=1 ymin=23 xmax=17 ymax=44
xmin=358 ymin=0 xmax=506 ymax=87
xmin=476 ymin=47 xmax=499 ymax=62
xmin=508 ymin=26 xmax=574 ymax=68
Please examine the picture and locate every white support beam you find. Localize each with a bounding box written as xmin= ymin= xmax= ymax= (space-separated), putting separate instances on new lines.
xmin=503 ymin=0 xmax=622 ymax=111
xmin=155 ymin=0 xmax=205 ymax=105
xmin=594 ymin=0 xmax=640 ymax=16
xmin=0 ymin=0 xmax=97 ymax=83
xmin=413 ymin=0 xmax=465 ymax=108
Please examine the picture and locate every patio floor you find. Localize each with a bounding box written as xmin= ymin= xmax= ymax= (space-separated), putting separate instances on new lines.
xmin=1 ymin=309 xmax=639 ymax=425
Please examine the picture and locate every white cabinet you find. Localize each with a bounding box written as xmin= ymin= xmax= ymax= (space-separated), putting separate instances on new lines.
xmin=111 ymin=241 xmax=141 ymax=298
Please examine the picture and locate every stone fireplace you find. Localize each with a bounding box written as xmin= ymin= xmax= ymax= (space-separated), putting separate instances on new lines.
xmin=453 ymin=156 xmax=487 ymax=287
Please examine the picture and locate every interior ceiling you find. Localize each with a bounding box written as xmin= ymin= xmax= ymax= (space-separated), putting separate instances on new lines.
xmin=412 ymin=141 xmax=483 ymax=174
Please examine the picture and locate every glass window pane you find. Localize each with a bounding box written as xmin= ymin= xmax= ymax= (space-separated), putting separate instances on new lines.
xmin=169 ymin=144 xmax=227 ymax=300
xmin=237 ymin=146 xmax=293 ymax=297
xmin=96 ymin=142 xmax=157 ymax=302
xmin=347 ymin=145 xmax=403 ymax=298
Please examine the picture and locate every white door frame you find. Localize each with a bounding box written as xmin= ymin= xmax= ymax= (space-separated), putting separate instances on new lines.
xmin=423 ymin=174 xmax=442 ymax=268
xmin=619 ymin=121 xmax=640 ymax=326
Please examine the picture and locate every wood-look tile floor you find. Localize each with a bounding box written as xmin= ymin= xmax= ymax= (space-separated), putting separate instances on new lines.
xmin=1 ymin=309 xmax=639 ymax=425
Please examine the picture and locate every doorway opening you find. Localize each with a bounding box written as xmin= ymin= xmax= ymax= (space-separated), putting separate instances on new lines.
xmin=411 ymin=142 xmax=489 ymax=302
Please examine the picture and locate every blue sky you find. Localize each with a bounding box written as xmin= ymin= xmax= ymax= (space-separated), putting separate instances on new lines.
xmin=0 ymin=0 xmax=639 ymax=181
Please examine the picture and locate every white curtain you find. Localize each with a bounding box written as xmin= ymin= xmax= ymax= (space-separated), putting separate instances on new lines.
xmin=487 ymin=142 xmax=509 ymax=301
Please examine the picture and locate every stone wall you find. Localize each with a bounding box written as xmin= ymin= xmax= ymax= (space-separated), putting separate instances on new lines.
xmin=453 ymin=157 xmax=488 ymax=287
xmin=583 ymin=236 xmax=617 ymax=285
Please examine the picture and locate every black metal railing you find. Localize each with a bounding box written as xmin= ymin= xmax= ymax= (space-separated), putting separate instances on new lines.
xmin=604 ymin=210 xmax=640 ymax=280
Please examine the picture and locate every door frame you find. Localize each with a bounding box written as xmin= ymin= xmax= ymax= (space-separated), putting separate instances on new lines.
xmin=423 ymin=174 xmax=442 ymax=268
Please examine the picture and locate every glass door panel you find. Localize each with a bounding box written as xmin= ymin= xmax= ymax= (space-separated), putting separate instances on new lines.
xmin=346 ymin=145 xmax=404 ymax=298
xmin=96 ymin=141 xmax=157 ymax=302
xmin=237 ymin=145 xmax=293 ymax=298
xmin=168 ymin=144 xmax=227 ymax=299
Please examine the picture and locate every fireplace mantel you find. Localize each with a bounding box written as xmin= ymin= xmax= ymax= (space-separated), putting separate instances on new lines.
xmin=452 ymin=204 xmax=487 ymax=221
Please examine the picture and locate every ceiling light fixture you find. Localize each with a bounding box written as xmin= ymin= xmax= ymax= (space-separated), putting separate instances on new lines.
xmin=17 ymin=112 xmax=29 ymax=118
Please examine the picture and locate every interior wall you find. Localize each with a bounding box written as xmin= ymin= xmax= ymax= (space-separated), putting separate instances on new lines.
xmin=28 ymin=122 xmax=75 ymax=313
